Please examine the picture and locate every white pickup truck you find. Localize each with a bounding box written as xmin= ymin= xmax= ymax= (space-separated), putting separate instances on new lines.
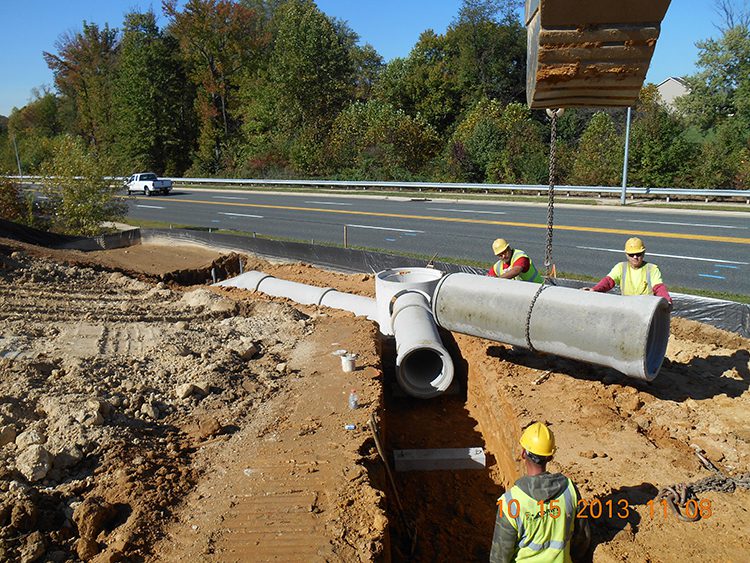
xmin=124 ymin=173 xmax=173 ymax=196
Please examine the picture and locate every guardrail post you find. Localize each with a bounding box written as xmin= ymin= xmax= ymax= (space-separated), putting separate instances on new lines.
xmin=343 ymin=225 xmax=348 ymax=248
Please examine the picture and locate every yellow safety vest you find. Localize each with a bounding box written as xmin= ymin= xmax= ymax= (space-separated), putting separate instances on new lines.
xmin=617 ymin=262 xmax=656 ymax=296
xmin=493 ymin=249 xmax=543 ymax=283
xmin=501 ymin=478 xmax=577 ymax=562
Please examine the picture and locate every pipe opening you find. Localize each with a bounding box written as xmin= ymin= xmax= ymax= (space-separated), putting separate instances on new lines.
xmin=398 ymin=348 xmax=450 ymax=397
xmin=644 ymin=304 xmax=671 ymax=380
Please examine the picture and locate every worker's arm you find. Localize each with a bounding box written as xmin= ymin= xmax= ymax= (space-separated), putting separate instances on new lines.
xmin=649 ymin=266 xmax=673 ymax=305
xmin=585 ymin=276 xmax=615 ymax=292
xmin=653 ymin=283 xmax=672 ymax=304
xmin=498 ymin=257 xmax=529 ymax=280
xmin=570 ymin=486 xmax=592 ymax=560
xmin=489 ymin=506 xmax=517 ymax=563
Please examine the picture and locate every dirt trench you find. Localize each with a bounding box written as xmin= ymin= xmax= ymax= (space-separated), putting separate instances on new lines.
xmin=0 ymin=238 xmax=748 ymax=562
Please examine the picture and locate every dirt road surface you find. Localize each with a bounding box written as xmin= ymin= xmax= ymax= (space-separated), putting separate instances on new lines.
xmin=0 ymin=238 xmax=748 ymax=562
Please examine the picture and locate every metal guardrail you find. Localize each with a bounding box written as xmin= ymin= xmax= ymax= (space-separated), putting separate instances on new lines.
xmin=8 ymin=175 xmax=750 ymax=202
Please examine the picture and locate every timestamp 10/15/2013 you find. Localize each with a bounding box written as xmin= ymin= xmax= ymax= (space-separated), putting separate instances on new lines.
xmin=495 ymin=497 xmax=713 ymax=520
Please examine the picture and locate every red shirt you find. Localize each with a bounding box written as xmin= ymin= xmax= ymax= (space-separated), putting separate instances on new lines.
xmin=488 ymin=257 xmax=530 ymax=277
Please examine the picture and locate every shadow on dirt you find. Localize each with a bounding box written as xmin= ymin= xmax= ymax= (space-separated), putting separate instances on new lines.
xmin=587 ymin=482 xmax=658 ymax=558
xmin=485 ymin=346 xmax=750 ymax=402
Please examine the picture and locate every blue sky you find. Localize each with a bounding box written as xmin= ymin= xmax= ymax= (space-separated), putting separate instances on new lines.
xmin=0 ymin=1 xmax=723 ymax=116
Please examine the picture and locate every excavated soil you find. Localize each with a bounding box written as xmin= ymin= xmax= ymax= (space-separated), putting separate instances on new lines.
xmin=0 ymin=237 xmax=748 ymax=562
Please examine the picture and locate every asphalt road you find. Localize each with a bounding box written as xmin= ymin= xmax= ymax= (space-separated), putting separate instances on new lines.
xmin=125 ymin=189 xmax=750 ymax=295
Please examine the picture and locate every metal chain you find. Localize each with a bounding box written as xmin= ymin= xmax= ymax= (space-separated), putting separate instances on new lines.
xmin=525 ymin=109 xmax=559 ymax=352
xmin=656 ymin=448 xmax=750 ymax=522
xmin=544 ymin=110 xmax=558 ymax=274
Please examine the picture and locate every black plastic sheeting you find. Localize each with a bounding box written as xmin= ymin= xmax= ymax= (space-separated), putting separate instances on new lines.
xmin=1 ymin=220 xmax=748 ymax=338
xmin=0 ymin=218 xmax=140 ymax=251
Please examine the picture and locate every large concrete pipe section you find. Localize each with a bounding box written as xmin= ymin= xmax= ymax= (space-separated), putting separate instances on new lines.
xmin=432 ymin=274 xmax=670 ymax=381
xmin=375 ymin=267 xmax=444 ymax=335
xmin=391 ymin=291 xmax=454 ymax=399
xmin=216 ymin=271 xmax=377 ymax=321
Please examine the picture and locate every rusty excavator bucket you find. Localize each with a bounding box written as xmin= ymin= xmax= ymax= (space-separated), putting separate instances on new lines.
xmin=525 ymin=0 xmax=672 ymax=108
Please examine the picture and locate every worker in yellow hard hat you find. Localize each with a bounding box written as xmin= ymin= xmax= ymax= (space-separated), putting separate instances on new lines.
xmin=490 ymin=422 xmax=590 ymax=562
xmin=488 ymin=238 xmax=543 ymax=283
xmin=583 ymin=237 xmax=672 ymax=307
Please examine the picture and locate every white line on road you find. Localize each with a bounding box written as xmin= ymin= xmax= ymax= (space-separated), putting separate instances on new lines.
xmin=616 ymin=219 xmax=746 ymax=229
xmin=213 ymin=196 xmax=248 ymax=200
xmin=346 ymin=224 xmax=424 ymax=233
xmin=305 ymin=200 xmax=352 ymax=206
xmin=427 ymin=207 xmax=506 ymax=215
xmin=577 ymin=246 xmax=749 ymax=265
xmin=136 ymin=205 xmax=165 ymax=209
xmin=219 ymin=212 xmax=264 ymax=218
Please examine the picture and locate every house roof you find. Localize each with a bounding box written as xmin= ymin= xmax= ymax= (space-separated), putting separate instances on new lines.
xmin=656 ymin=76 xmax=689 ymax=88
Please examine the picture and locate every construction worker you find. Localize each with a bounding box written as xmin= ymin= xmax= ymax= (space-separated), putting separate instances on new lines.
xmin=488 ymin=239 xmax=543 ymax=283
xmin=490 ymin=422 xmax=590 ymax=562
xmin=583 ymin=237 xmax=672 ymax=307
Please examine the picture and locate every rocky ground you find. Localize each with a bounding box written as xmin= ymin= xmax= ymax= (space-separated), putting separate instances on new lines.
xmin=0 ymin=237 xmax=748 ymax=562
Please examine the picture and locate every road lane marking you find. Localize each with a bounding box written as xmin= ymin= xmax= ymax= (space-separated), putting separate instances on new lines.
xmin=136 ymin=205 xmax=165 ymax=209
xmin=346 ymin=224 xmax=424 ymax=233
xmin=715 ymin=264 xmax=739 ymax=269
xmin=213 ymin=196 xmax=248 ymax=200
xmin=617 ymin=219 xmax=747 ymax=229
xmin=219 ymin=212 xmax=264 ymax=218
xmin=427 ymin=207 xmax=506 ymax=215
xmin=154 ymin=198 xmax=750 ymax=245
xmin=577 ymin=246 xmax=749 ymax=265
xmin=305 ymin=200 xmax=352 ymax=206
xmin=699 ymin=274 xmax=726 ymax=279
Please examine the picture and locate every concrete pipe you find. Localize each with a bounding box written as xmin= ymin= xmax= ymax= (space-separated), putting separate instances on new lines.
xmin=392 ymin=291 xmax=454 ymax=398
xmin=375 ymin=267 xmax=444 ymax=335
xmin=217 ymin=271 xmax=376 ymax=320
xmin=216 ymin=270 xmax=272 ymax=291
xmin=320 ymin=291 xmax=377 ymax=321
xmin=432 ymin=274 xmax=670 ymax=381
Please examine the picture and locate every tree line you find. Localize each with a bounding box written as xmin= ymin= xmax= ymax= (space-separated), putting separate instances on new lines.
xmin=1 ymin=0 xmax=749 ymax=233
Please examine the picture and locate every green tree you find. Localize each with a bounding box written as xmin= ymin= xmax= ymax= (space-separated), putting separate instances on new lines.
xmin=447 ymin=100 xmax=545 ymax=183
xmin=164 ymin=0 xmax=266 ymax=173
xmin=447 ymin=98 xmax=505 ymax=181
xmin=271 ymin=2 xmax=353 ymax=128
xmin=448 ymin=0 xmax=526 ymax=106
xmin=570 ymin=112 xmax=622 ymax=186
xmin=5 ymin=90 xmax=69 ymax=174
xmin=39 ymin=135 xmax=125 ymax=236
xmin=629 ymin=90 xmax=697 ymax=188
xmin=112 ymin=10 xmax=196 ymax=175
xmin=674 ymin=22 xmax=750 ymax=188
xmin=490 ymin=103 xmax=547 ymax=183
xmin=327 ymin=100 xmax=440 ymax=179
xmin=677 ymin=24 xmax=750 ymax=131
xmin=372 ymin=0 xmax=525 ymax=135
xmin=44 ymin=23 xmax=119 ymax=151
xmin=691 ymin=118 xmax=746 ymax=188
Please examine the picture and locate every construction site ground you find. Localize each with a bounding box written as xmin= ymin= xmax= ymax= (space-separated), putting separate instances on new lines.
xmin=0 ymin=238 xmax=748 ymax=562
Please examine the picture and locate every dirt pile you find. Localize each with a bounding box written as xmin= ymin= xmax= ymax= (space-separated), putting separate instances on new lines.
xmin=0 ymin=240 xmax=385 ymax=561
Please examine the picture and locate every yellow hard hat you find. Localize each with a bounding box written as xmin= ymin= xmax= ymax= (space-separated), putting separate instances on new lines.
xmin=492 ymin=238 xmax=509 ymax=255
xmin=519 ymin=422 xmax=556 ymax=457
xmin=624 ymin=237 xmax=645 ymax=254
